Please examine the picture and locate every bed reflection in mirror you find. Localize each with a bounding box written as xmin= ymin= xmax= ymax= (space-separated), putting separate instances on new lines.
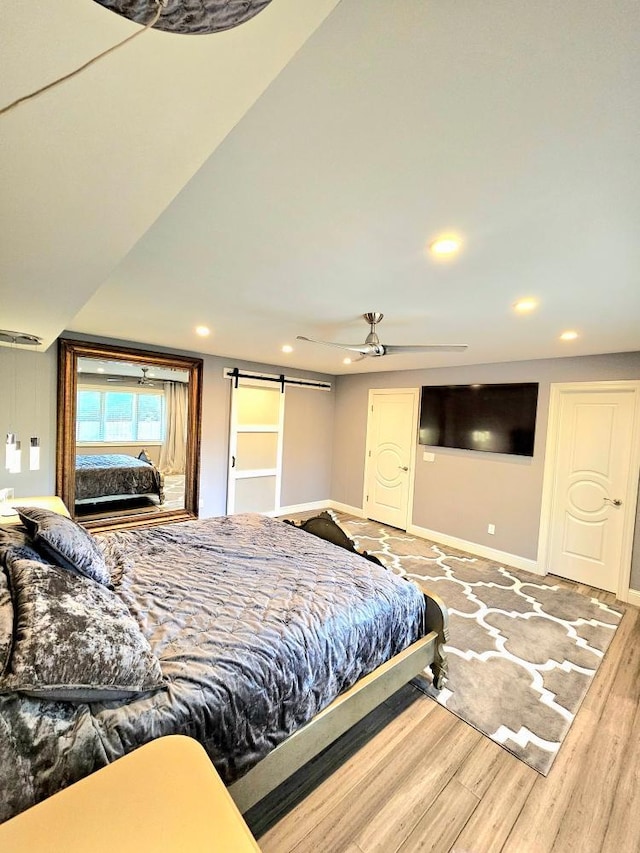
xmin=57 ymin=339 xmax=202 ymax=531
xmin=74 ymin=358 xmax=189 ymax=520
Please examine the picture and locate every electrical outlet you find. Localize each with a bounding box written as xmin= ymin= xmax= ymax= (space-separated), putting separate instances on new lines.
xmin=487 ymin=523 xmax=496 ymax=535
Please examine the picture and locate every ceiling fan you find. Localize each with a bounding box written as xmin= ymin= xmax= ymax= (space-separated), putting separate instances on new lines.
xmin=297 ymin=312 xmax=468 ymax=359
xmin=106 ymin=367 xmax=158 ymax=386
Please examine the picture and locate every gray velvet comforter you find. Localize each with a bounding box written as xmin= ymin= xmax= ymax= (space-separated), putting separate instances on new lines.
xmin=0 ymin=513 xmax=425 ymax=823
xmin=75 ymin=454 xmax=163 ymax=502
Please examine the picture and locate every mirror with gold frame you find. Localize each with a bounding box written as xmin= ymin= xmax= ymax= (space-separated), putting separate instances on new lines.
xmin=57 ymin=339 xmax=203 ymax=530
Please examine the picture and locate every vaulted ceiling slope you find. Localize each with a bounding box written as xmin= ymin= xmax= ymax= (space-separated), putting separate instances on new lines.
xmin=0 ymin=0 xmax=340 ymax=348
xmin=3 ymin=1 xmax=640 ymax=375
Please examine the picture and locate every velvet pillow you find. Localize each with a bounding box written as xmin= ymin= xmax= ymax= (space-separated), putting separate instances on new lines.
xmin=17 ymin=506 xmax=110 ymax=586
xmin=0 ymin=526 xmax=46 ymax=577
xmin=1 ymin=555 xmax=164 ymax=702
xmin=0 ymin=568 xmax=12 ymax=677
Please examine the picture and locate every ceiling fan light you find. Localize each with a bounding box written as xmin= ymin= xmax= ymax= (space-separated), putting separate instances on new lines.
xmin=297 ymin=314 xmax=467 ymax=359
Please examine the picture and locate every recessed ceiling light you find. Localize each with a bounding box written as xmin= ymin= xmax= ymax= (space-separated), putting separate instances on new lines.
xmin=96 ymin=367 xmax=104 ymax=373
xmin=428 ymin=236 xmax=461 ymax=257
xmin=343 ymin=357 xmax=352 ymax=365
xmin=281 ymin=345 xmax=293 ymax=354
xmin=195 ymin=326 xmax=210 ymax=337
xmin=560 ymin=330 xmax=578 ymax=341
xmin=513 ymin=297 xmax=538 ymax=313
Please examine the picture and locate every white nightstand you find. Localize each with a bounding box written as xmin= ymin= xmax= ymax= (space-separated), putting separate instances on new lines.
xmin=0 ymin=495 xmax=70 ymax=525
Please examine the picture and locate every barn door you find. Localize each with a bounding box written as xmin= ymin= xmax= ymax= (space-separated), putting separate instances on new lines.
xmin=227 ymin=380 xmax=284 ymax=515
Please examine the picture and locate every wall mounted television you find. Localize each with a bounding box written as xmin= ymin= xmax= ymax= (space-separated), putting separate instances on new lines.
xmin=419 ymin=382 xmax=539 ymax=457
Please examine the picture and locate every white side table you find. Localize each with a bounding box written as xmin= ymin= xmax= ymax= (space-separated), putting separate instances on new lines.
xmin=0 ymin=495 xmax=70 ymax=525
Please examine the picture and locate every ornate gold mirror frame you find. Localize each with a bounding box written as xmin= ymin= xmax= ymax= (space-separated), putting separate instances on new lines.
xmin=57 ymin=338 xmax=203 ymax=531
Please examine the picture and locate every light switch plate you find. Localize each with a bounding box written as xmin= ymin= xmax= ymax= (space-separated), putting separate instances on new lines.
xmin=423 ymin=451 xmax=435 ymax=462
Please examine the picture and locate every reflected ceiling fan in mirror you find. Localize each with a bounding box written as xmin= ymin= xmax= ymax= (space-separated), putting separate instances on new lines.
xmin=297 ymin=312 xmax=468 ymax=359
xmin=106 ymin=367 xmax=158 ymax=387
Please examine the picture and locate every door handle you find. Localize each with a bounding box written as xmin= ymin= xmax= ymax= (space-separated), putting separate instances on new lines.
xmin=603 ymin=497 xmax=622 ymax=507
xmin=398 ymin=465 xmax=409 ymax=472
xmin=231 ymin=455 xmax=236 ymax=469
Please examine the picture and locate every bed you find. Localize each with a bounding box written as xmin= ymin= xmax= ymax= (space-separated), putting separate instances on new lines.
xmin=0 ymin=510 xmax=447 ymax=824
xmin=75 ymin=453 xmax=164 ymax=505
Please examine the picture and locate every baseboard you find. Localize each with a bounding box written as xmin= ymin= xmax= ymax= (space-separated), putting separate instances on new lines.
xmin=328 ymin=501 xmax=366 ymax=519
xmin=271 ymin=502 xmax=635 ymax=597
xmin=267 ymin=500 xmax=330 ymax=518
xmin=626 ymin=589 xmax=640 ymax=608
xmin=270 ymin=502 xmax=540 ymax=574
xmin=407 ymin=523 xmax=542 ymax=575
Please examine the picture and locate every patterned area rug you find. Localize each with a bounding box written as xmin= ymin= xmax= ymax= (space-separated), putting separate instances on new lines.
xmin=163 ymin=474 xmax=186 ymax=511
xmin=332 ymin=513 xmax=623 ymax=775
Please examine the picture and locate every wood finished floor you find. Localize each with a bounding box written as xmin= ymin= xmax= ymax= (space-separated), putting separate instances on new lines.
xmin=248 ymin=514 xmax=640 ymax=853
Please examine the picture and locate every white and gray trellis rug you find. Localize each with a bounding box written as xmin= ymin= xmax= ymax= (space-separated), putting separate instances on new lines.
xmin=332 ymin=512 xmax=623 ymax=775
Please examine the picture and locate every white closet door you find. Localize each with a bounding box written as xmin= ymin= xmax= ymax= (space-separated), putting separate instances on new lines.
xmin=541 ymin=383 xmax=640 ymax=594
xmin=364 ymin=389 xmax=419 ymax=530
xmin=227 ymin=381 xmax=284 ymax=514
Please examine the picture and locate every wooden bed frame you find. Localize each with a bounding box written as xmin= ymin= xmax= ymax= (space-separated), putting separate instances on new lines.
xmin=229 ymin=513 xmax=449 ymax=813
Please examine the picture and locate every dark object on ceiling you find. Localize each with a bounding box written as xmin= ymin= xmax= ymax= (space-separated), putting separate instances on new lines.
xmin=93 ymin=0 xmax=274 ymax=35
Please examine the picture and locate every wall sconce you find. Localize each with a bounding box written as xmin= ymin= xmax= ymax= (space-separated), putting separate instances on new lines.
xmin=9 ymin=440 xmax=22 ymax=474
xmin=1 ymin=329 xmax=43 ymax=473
xmin=30 ymin=437 xmax=41 ymax=472
xmin=5 ymin=433 xmax=17 ymax=470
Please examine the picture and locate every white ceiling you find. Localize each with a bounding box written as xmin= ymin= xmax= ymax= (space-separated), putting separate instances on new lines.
xmin=3 ymin=0 xmax=640 ymax=375
xmin=0 ymin=0 xmax=339 ymax=348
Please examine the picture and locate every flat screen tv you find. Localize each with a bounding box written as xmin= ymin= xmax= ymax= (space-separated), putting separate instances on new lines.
xmin=419 ymin=382 xmax=539 ymax=456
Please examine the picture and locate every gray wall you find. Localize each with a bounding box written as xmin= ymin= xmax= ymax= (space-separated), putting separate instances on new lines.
xmin=0 ymin=337 xmax=335 ymax=519
xmin=332 ymin=351 xmax=640 ymax=587
xmin=197 ymin=352 xmax=334 ymax=516
xmin=0 ymin=345 xmax=57 ymax=497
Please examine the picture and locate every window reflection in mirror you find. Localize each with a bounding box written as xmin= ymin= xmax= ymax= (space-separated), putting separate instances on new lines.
xmin=57 ymin=340 xmax=202 ymax=531
xmin=74 ymin=358 xmax=190 ymax=521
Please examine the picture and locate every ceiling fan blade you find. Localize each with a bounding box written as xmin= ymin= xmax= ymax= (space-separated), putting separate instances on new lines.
xmin=382 ymin=344 xmax=468 ymax=354
xmin=296 ymin=336 xmax=372 ymax=355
